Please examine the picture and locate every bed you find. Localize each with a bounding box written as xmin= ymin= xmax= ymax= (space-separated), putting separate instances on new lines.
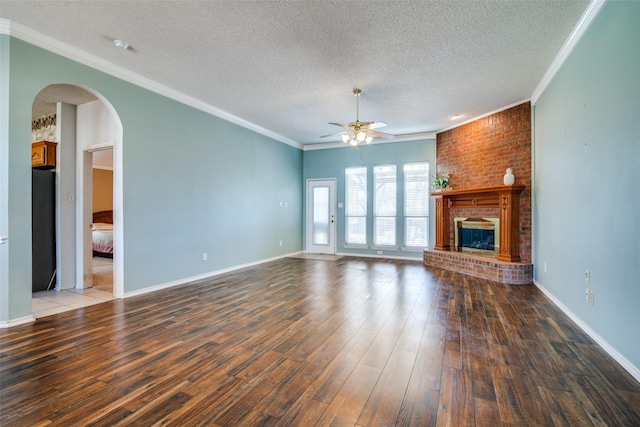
xmin=92 ymin=210 xmax=113 ymax=258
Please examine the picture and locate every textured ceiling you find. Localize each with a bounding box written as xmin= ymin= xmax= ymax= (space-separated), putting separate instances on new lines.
xmin=1 ymin=1 xmax=590 ymax=147
xmin=32 ymin=84 xmax=97 ymax=118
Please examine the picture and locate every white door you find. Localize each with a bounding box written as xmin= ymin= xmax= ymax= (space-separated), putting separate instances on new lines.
xmin=306 ymin=179 xmax=336 ymax=254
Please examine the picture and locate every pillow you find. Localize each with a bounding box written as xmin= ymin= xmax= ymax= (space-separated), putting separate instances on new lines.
xmin=92 ymin=223 xmax=113 ymax=231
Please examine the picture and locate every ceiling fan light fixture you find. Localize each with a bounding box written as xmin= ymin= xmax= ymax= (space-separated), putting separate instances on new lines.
xmin=320 ymin=88 xmax=396 ymax=146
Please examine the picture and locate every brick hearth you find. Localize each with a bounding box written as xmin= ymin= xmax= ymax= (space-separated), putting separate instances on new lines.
xmin=423 ymin=249 xmax=533 ymax=285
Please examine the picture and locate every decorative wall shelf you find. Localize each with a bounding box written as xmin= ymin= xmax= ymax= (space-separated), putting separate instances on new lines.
xmin=432 ymin=184 xmax=525 ymax=262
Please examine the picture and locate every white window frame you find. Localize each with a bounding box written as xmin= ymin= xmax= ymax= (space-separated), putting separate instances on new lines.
xmin=373 ymin=164 xmax=397 ymax=248
xmin=345 ymin=166 xmax=368 ymax=247
xmin=403 ymin=162 xmax=429 ymax=249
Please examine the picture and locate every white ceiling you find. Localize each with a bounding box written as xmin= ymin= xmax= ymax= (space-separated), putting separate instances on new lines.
xmin=32 ymin=84 xmax=98 ymax=118
xmin=1 ymin=1 xmax=591 ymax=147
xmin=92 ymin=148 xmax=113 ymax=171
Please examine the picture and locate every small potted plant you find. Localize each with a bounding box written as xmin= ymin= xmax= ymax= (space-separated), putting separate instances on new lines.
xmin=432 ymin=172 xmax=450 ymax=191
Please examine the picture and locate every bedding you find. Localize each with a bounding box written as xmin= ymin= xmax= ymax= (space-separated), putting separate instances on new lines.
xmin=92 ymin=223 xmax=114 ymax=255
xmin=92 ymin=210 xmax=114 ymax=257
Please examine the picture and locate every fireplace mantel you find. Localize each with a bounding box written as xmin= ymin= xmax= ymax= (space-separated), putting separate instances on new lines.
xmin=432 ymin=184 xmax=525 ymax=262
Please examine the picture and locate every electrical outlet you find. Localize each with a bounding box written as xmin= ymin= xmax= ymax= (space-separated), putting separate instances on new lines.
xmin=544 ymin=262 xmax=547 ymax=273
xmin=585 ymin=270 xmax=590 ymax=283
xmin=589 ymin=290 xmax=594 ymax=305
xmin=279 ymin=240 xmax=282 ymax=247
xmin=202 ymin=252 xmax=207 ymax=261
xmin=377 ymin=250 xmax=383 ymax=255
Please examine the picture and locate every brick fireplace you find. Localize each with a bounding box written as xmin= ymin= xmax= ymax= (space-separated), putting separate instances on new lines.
xmin=424 ymin=102 xmax=533 ymax=284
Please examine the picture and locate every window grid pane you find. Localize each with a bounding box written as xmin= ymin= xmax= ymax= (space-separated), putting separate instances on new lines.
xmin=375 ymin=217 xmax=396 ymax=246
xmin=405 ymin=217 xmax=427 ymax=247
xmin=346 ymin=217 xmax=367 ymax=245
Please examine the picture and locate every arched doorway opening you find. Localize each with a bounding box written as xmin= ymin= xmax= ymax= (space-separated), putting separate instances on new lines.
xmin=31 ymin=84 xmax=124 ymax=299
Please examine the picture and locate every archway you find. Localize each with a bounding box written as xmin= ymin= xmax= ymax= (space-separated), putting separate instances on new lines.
xmin=31 ymin=84 xmax=124 ymax=298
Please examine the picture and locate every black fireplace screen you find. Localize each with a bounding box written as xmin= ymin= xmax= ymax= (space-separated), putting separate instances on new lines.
xmin=459 ymin=228 xmax=495 ymax=250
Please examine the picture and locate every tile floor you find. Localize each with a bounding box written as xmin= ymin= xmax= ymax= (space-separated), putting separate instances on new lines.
xmin=32 ymin=257 xmax=115 ymax=319
xmin=32 ymin=288 xmax=116 ymax=319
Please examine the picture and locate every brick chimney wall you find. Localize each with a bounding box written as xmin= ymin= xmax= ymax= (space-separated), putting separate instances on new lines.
xmin=436 ymin=102 xmax=532 ymax=263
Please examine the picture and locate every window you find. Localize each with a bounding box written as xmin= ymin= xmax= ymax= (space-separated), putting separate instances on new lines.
xmin=404 ymin=162 xmax=429 ymax=247
xmin=312 ymin=186 xmax=329 ymax=245
xmin=374 ymin=165 xmax=397 ymax=246
xmin=345 ymin=167 xmax=367 ymax=245
xmin=345 ymin=162 xmax=429 ymax=250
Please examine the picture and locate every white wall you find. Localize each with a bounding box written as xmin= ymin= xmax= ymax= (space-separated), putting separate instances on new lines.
xmin=55 ymin=102 xmax=77 ymax=290
xmin=77 ymin=100 xmax=117 ymax=148
xmin=76 ymin=99 xmax=118 ymax=290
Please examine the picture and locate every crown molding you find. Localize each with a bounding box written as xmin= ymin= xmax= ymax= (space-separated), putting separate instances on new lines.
xmin=531 ymin=0 xmax=607 ymax=104
xmin=1 ymin=19 xmax=302 ymax=150
xmin=0 ymin=18 xmax=11 ymax=34
xmin=436 ymin=99 xmax=531 ymax=135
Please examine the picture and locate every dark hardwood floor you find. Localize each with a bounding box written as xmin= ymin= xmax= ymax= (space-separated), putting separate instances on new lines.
xmin=1 ymin=257 xmax=639 ymax=426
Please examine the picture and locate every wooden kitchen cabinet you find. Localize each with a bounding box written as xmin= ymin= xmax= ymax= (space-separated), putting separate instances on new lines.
xmin=32 ymin=141 xmax=57 ymax=169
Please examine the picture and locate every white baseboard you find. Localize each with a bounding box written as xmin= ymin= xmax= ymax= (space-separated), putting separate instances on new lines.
xmin=335 ymin=251 xmax=422 ymax=261
xmin=124 ymin=251 xmax=419 ymax=299
xmin=0 ymin=314 xmax=36 ymax=328
xmin=122 ymin=252 xmax=300 ymax=299
xmin=534 ymin=279 xmax=640 ymax=384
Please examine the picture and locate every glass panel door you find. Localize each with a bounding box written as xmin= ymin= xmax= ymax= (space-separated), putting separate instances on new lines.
xmin=312 ymin=186 xmax=329 ymax=245
xmin=306 ymin=179 xmax=336 ymax=254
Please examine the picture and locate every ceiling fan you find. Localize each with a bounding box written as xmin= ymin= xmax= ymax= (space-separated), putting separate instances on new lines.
xmin=320 ymin=88 xmax=396 ymax=146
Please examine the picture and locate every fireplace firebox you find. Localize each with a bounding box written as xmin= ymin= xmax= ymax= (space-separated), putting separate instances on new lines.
xmin=455 ymin=217 xmax=499 ymax=256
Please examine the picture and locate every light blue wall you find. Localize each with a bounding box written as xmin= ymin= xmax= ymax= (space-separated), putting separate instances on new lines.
xmin=303 ymin=139 xmax=436 ymax=258
xmin=1 ymin=37 xmax=302 ymax=322
xmin=533 ymin=1 xmax=640 ymax=371
xmin=0 ymin=34 xmax=12 ymax=320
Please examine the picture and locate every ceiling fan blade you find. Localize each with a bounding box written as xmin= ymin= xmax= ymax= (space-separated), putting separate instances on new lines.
xmin=325 ymin=90 xmax=394 ymax=142
xmin=366 ymin=121 xmax=388 ymax=130
xmin=319 ymin=131 xmax=347 ymax=138
xmin=366 ymin=130 xmax=396 ymax=139
xmin=328 ymin=122 xmax=349 ymax=129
